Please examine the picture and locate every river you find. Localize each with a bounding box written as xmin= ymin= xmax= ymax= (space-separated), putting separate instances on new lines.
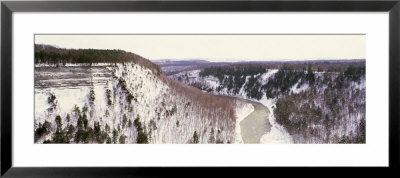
xmin=239 ymin=100 xmax=272 ymax=144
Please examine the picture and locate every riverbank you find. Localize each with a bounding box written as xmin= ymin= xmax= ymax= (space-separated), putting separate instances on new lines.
xmin=259 ymin=98 xmax=293 ymax=144
xmin=234 ymin=97 xmax=293 ymax=144
xmin=240 ymin=101 xmax=272 ymax=143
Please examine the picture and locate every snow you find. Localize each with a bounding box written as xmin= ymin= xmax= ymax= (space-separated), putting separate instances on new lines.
xmin=234 ymin=101 xmax=254 ymax=144
xmin=238 ymin=76 xmax=250 ymax=96
xmin=188 ymin=70 xmax=201 ymax=77
xmin=34 ymin=63 xmax=115 ymax=67
xmin=258 ymin=97 xmax=293 ymax=144
xmin=166 ymin=67 xmax=366 ymax=144
xmin=35 ymin=87 xmax=91 ymax=122
xmin=260 ymin=69 xmax=278 ymax=84
xmin=204 ymin=76 xmax=220 ymax=89
xmin=290 ymin=82 xmax=309 ymax=94
xmin=350 ymin=76 xmax=366 ymax=90
xmin=113 ymin=63 xmax=237 ymax=144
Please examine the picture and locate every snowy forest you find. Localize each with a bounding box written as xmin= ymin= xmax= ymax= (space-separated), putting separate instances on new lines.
xmin=34 ymin=44 xmax=365 ymax=144
xmin=172 ymin=61 xmax=366 ymax=143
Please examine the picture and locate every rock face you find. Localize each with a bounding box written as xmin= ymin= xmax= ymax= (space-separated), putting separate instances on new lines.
xmin=34 ymin=46 xmax=239 ymax=144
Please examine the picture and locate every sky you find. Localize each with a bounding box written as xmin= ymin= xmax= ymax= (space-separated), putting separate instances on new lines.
xmin=35 ymin=35 xmax=365 ymax=62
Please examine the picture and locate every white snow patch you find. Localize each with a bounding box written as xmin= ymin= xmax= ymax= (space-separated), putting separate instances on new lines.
xmin=350 ymin=77 xmax=366 ymax=90
xmin=290 ymin=82 xmax=309 ymax=94
xmin=260 ymin=69 xmax=278 ymax=83
xmin=259 ymin=97 xmax=293 ymax=144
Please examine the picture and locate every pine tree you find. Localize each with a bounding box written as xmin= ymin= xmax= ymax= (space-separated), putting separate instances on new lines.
xmin=112 ymin=128 xmax=118 ymax=144
xmin=193 ymin=131 xmax=199 ymax=144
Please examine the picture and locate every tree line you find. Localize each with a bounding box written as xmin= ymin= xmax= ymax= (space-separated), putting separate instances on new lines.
xmin=34 ymin=44 xmax=162 ymax=76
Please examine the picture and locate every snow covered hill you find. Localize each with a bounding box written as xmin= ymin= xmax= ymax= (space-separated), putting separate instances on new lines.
xmin=170 ymin=64 xmax=366 ymax=143
xmin=34 ymin=61 xmax=251 ymax=144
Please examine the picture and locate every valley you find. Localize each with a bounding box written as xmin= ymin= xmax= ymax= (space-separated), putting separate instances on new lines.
xmin=169 ymin=60 xmax=366 ymax=143
xmin=34 ymin=44 xmax=366 ymax=144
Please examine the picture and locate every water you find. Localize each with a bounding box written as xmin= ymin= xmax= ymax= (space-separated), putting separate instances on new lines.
xmin=239 ymin=101 xmax=272 ymax=143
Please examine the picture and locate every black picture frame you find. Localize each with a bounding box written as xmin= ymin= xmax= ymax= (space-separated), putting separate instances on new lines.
xmin=1 ymin=0 xmax=399 ymax=177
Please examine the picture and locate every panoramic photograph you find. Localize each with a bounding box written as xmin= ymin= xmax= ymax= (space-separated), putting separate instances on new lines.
xmin=34 ymin=35 xmax=366 ymax=144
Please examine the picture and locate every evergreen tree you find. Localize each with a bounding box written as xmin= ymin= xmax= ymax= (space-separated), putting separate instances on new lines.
xmin=112 ymin=128 xmax=118 ymax=144
xmin=193 ymin=131 xmax=199 ymax=144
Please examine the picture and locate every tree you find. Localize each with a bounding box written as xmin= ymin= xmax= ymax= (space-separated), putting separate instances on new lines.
xmin=119 ymin=135 xmax=126 ymax=144
xmin=35 ymin=44 xmax=163 ymax=76
xmin=66 ymin=124 xmax=75 ymax=139
xmin=106 ymin=89 xmax=112 ymax=105
xmin=73 ymin=105 xmax=80 ymax=115
xmin=94 ymin=121 xmax=106 ymax=143
xmin=82 ymin=105 xmax=88 ymax=113
xmin=122 ymin=114 xmax=128 ymax=128
xmin=52 ymin=127 xmax=69 ymax=143
xmin=136 ymin=131 xmax=149 ymax=144
xmin=66 ymin=114 xmax=70 ymax=123
xmin=209 ymin=128 xmax=215 ymax=143
xmin=306 ymin=64 xmax=315 ymax=86
xmin=112 ymin=128 xmax=118 ymax=144
xmin=105 ymin=123 xmax=110 ymax=133
xmin=47 ymin=93 xmax=57 ymax=106
xmin=106 ymin=137 xmax=112 ymax=144
xmin=216 ymin=139 xmax=223 ymax=144
xmin=82 ymin=113 xmax=88 ymax=129
xmin=192 ymin=131 xmax=199 ymax=144
xmin=134 ymin=116 xmax=141 ymax=130
xmin=55 ymin=115 xmax=62 ymax=128
xmin=89 ymin=89 xmax=95 ymax=103
xmin=128 ymin=119 xmax=132 ymax=127
xmin=34 ymin=120 xmax=51 ymax=142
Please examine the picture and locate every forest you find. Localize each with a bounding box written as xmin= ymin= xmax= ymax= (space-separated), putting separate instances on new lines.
xmin=172 ymin=61 xmax=366 ymax=143
xmin=34 ymin=44 xmax=162 ymax=76
xmin=274 ymin=65 xmax=365 ymax=143
xmin=193 ymin=62 xmax=364 ymax=99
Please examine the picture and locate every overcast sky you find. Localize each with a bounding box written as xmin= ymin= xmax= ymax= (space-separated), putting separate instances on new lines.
xmin=35 ymin=35 xmax=365 ymax=62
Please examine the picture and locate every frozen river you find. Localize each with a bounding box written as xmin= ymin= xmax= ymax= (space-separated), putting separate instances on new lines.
xmin=239 ymin=101 xmax=272 ymax=143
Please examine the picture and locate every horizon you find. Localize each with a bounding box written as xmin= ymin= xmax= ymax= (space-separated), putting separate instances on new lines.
xmin=151 ymin=58 xmax=366 ymax=63
xmin=35 ymin=43 xmax=366 ymax=63
xmin=35 ymin=35 xmax=366 ymax=62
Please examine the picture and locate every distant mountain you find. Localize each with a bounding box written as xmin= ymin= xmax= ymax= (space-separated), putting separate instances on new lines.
xmin=152 ymin=59 xmax=211 ymax=66
xmin=233 ymin=59 xmax=366 ymax=64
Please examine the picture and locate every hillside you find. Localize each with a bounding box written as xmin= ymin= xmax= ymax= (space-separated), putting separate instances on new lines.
xmin=171 ymin=62 xmax=366 ymax=143
xmin=34 ymin=44 xmax=366 ymax=144
xmin=34 ymin=46 xmax=244 ymax=144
